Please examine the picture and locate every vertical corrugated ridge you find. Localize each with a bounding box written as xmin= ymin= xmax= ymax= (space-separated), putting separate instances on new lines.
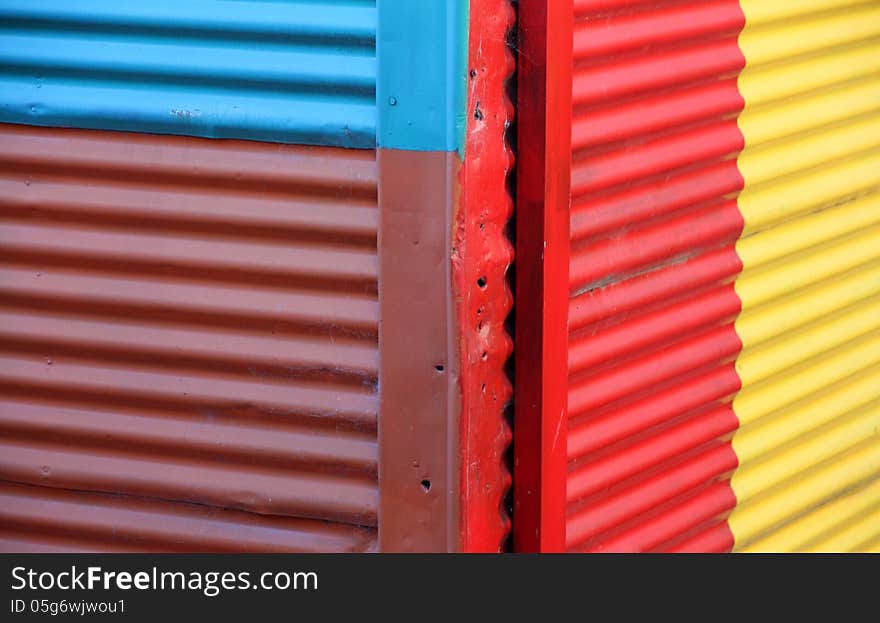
xmin=0 ymin=123 xmax=379 ymax=552
xmin=457 ymin=0 xmax=516 ymax=551
xmin=728 ymin=0 xmax=880 ymax=552
xmin=565 ymin=0 xmax=747 ymax=552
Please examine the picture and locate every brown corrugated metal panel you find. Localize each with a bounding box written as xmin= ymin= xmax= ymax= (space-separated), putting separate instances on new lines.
xmin=0 ymin=123 xmax=379 ymax=552
xmin=0 ymin=481 xmax=376 ymax=553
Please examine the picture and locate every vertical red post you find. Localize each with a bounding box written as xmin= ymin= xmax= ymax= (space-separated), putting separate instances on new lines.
xmin=514 ymin=0 xmax=573 ymax=552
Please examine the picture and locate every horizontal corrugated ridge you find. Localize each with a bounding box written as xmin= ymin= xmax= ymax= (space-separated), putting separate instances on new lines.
xmin=567 ymin=442 xmax=738 ymax=550
xmin=738 ymin=1 xmax=880 ymax=68
xmin=0 ymin=0 xmax=376 ymax=147
xmin=0 ymin=436 xmax=377 ymax=525
xmin=0 ymin=397 xmax=375 ymax=473
xmin=599 ymin=481 xmax=738 ymax=553
xmin=728 ymin=0 xmax=880 ymax=551
xmin=569 ymin=364 xmax=741 ymax=460
xmin=0 ymin=124 xmax=379 ymax=549
xmin=741 ymin=478 xmax=880 ymax=553
xmin=0 ymin=127 xmax=378 ymax=197
xmin=566 ymin=0 xmax=746 ymax=552
xmin=0 ymin=481 xmax=376 ymax=553
xmin=730 ymin=437 xmax=879 ymax=549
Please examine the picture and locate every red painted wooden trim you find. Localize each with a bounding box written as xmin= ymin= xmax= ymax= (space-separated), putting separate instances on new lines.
xmin=514 ymin=0 xmax=573 ymax=553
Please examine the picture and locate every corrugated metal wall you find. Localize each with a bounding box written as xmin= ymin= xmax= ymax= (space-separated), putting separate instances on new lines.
xmin=0 ymin=0 xmax=514 ymax=553
xmin=727 ymin=0 xmax=880 ymax=553
xmin=0 ymin=123 xmax=379 ymax=551
xmin=516 ymin=0 xmax=880 ymax=553
xmin=565 ymin=0 xmax=746 ymax=552
xmin=0 ymin=0 xmax=376 ymax=147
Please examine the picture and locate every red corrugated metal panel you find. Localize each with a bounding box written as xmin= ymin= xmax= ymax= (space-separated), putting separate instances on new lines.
xmin=0 ymin=123 xmax=378 ymax=552
xmin=565 ymin=0 xmax=746 ymax=552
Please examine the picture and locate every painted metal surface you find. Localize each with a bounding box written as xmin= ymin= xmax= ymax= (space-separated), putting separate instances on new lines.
xmin=728 ymin=0 xmax=880 ymax=553
xmin=457 ymin=0 xmax=516 ymax=552
xmin=0 ymin=0 xmax=513 ymax=554
xmin=514 ymin=0 xmax=573 ymax=553
xmin=0 ymin=0 xmax=376 ymax=147
xmin=378 ymin=150 xmax=462 ymax=552
xmin=374 ymin=0 xmax=463 ymax=551
xmin=0 ymin=123 xmax=379 ymax=552
xmin=516 ymin=0 xmax=880 ymax=553
xmin=0 ymin=482 xmax=376 ymax=553
xmin=565 ymin=0 xmax=747 ymax=553
xmin=377 ymin=0 xmax=513 ymax=552
xmin=376 ymin=0 xmax=468 ymax=153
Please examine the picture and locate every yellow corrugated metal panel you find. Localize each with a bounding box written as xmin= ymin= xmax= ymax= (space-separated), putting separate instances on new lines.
xmin=730 ymin=440 xmax=880 ymax=548
xmin=733 ymin=333 xmax=880 ymax=428
xmin=739 ymin=2 xmax=880 ymax=65
xmin=802 ymin=503 xmax=880 ymax=553
xmin=741 ymin=473 xmax=880 ymax=553
xmin=737 ymin=150 xmax=880 ymax=236
xmin=737 ymin=39 xmax=880 ymax=107
xmin=740 ymin=0 xmax=871 ymax=26
xmin=729 ymin=0 xmax=880 ymax=552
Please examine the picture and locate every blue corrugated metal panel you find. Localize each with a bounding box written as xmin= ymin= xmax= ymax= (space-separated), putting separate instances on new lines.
xmin=0 ymin=0 xmax=376 ymax=147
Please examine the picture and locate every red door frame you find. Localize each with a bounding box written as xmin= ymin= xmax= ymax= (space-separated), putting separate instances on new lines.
xmin=513 ymin=0 xmax=573 ymax=552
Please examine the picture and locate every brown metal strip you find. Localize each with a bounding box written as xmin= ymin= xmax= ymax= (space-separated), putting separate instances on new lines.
xmin=378 ymin=149 xmax=462 ymax=552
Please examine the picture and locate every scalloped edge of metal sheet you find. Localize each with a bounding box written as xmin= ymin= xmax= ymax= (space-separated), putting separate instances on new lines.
xmin=455 ymin=0 xmax=516 ymax=552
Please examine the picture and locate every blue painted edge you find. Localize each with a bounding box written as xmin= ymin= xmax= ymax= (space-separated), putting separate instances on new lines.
xmin=0 ymin=89 xmax=376 ymax=149
xmin=377 ymin=0 xmax=469 ymax=155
